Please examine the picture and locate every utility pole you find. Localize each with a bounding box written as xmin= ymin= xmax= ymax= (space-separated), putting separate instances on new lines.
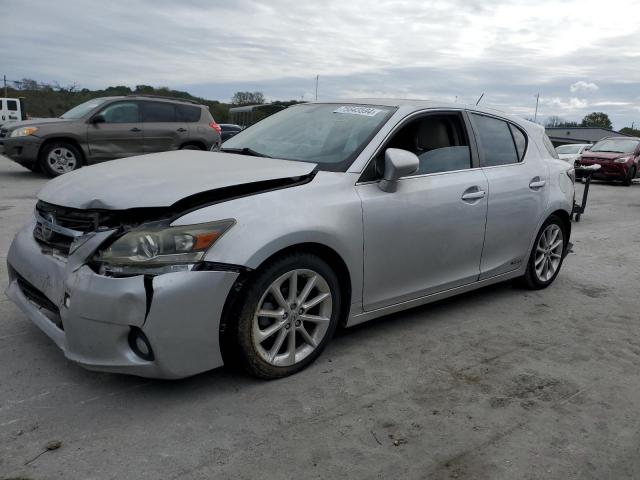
xmin=315 ymin=75 xmax=319 ymax=101
xmin=3 ymin=75 xmax=7 ymax=98
xmin=534 ymin=93 xmax=540 ymax=122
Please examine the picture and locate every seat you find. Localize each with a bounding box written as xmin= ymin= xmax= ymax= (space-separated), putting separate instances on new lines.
xmin=414 ymin=119 xmax=470 ymax=174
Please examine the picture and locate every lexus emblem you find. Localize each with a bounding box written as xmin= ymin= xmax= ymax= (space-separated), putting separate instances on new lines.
xmin=41 ymin=213 xmax=56 ymax=241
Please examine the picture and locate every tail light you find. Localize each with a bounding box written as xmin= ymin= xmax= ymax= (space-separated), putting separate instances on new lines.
xmin=209 ymin=121 xmax=222 ymax=135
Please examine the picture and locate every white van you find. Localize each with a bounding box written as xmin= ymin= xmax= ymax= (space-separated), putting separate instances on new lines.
xmin=0 ymin=98 xmax=25 ymax=126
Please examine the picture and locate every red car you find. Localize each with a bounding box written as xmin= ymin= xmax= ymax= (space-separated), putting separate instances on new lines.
xmin=578 ymin=136 xmax=640 ymax=186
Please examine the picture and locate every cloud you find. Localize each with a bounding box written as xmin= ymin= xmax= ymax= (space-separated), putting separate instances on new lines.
xmin=1 ymin=0 xmax=639 ymax=128
xmin=570 ymin=81 xmax=599 ymax=94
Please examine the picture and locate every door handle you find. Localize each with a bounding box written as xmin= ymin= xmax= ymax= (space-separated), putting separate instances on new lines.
xmin=177 ymin=127 xmax=187 ymax=132
xmin=461 ymin=187 xmax=486 ymax=201
xmin=529 ymin=177 xmax=546 ymax=189
xmin=130 ymin=127 xmax=142 ymax=132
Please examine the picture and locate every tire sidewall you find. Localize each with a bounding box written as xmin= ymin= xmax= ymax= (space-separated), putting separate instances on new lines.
xmin=235 ymin=253 xmax=341 ymax=379
xmin=40 ymin=142 xmax=82 ymax=177
xmin=525 ymin=216 xmax=567 ymax=288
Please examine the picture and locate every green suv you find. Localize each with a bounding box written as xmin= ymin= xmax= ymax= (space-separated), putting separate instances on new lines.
xmin=0 ymin=95 xmax=222 ymax=176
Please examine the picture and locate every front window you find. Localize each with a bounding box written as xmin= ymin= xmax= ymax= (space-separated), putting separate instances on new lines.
xmin=222 ymin=104 xmax=395 ymax=171
xmin=556 ymin=144 xmax=582 ymax=154
xmin=96 ymin=102 xmax=140 ymax=123
xmin=590 ymin=138 xmax=639 ymax=154
xmin=61 ymin=98 xmax=109 ymax=119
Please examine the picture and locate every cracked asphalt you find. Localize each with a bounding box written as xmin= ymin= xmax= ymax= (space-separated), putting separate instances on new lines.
xmin=1 ymin=156 xmax=639 ymax=479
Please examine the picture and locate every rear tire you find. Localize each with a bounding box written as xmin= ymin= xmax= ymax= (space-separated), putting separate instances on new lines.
xmin=180 ymin=144 xmax=203 ymax=151
xmin=516 ymin=215 xmax=567 ymax=290
xmin=39 ymin=142 xmax=82 ymax=177
xmin=233 ymin=253 xmax=341 ymax=379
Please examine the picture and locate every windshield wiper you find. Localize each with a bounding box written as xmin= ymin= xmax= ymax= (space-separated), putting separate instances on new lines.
xmin=220 ymin=147 xmax=272 ymax=158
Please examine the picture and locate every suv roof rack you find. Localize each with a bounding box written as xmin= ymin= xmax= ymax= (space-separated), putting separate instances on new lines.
xmin=127 ymin=94 xmax=201 ymax=105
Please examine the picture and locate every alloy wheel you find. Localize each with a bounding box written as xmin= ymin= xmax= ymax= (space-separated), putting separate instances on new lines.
xmin=252 ymin=269 xmax=333 ymax=367
xmin=47 ymin=147 xmax=78 ymax=174
xmin=534 ymin=224 xmax=563 ymax=282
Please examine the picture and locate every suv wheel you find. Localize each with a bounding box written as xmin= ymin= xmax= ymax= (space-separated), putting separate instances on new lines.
xmin=234 ymin=253 xmax=341 ymax=379
xmin=180 ymin=144 xmax=203 ymax=150
xmin=40 ymin=142 xmax=82 ymax=177
xmin=517 ymin=215 xmax=566 ymax=290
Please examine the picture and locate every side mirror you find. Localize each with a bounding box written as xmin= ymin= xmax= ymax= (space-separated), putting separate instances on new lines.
xmin=378 ymin=148 xmax=419 ymax=192
xmin=91 ymin=114 xmax=105 ymax=125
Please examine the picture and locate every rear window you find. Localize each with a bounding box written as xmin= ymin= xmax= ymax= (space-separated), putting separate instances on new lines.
xmin=142 ymin=102 xmax=176 ymax=122
xmin=471 ymin=114 xmax=520 ymax=166
xmin=7 ymin=100 xmax=18 ymax=111
xmin=176 ymin=104 xmax=201 ymax=122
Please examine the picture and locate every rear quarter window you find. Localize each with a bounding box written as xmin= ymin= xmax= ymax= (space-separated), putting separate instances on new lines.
xmin=7 ymin=100 xmax=18 ymax=111
xmin=176 ymin=104 xmax=202 ymax=122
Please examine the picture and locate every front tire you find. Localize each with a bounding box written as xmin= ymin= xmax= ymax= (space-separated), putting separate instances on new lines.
xmin=234 ymin=253 xmax=341 ymax=379
xmin=517 ymin=216 xmax=567 ymax=290
xmin=40 ymin=142 xmax=82 ymax=177
xmin=180 ymin=144 xmax=203 ymax=151
xmin=623 ymin=166 xmax=636 ymax=186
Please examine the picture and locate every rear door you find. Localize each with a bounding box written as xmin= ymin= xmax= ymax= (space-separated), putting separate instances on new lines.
xmin=468 ymin=112 xmax=549 ymax=279
xmin=86 ymin=101 xmax=144 ymax=162
xmin=141 ymin=101 xmax=188 ymax=153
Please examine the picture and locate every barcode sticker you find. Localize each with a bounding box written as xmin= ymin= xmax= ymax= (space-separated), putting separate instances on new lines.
xmin=333 ymin=106 xmax=382 ymax=117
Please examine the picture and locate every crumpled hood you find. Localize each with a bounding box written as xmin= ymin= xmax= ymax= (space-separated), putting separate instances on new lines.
xmin=38 ymin=151 xmax=317 ymax=210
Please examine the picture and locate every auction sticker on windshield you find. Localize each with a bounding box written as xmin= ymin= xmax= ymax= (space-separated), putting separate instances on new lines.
xmin=333 ymin=106 xmax=383 ymax=117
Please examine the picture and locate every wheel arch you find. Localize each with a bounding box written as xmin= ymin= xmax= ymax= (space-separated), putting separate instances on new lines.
xmin=549 ymin=208 xmax=571 ymax=245
xmin=219 ymin=241 xmax=353 ymax=362
xmin=179 ymin=140 xmax=207 ymax=150
xmin=38 ymin=137 xmax=87 ymax=165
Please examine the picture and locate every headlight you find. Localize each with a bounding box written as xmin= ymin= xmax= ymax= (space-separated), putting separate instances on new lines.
xmin=614 ymin=156 xmax=631 ymax=163
xmin=10 ymin=127 xmax=39 ymax=138
xmin=95 ymin=219 xmax=235 ymax=275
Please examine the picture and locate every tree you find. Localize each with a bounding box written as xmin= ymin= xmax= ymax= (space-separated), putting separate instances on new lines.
xmin=620 ymin=127 xmax=640 ymax=136
xmin=19 ymin=78 xmax=40 ymax=91
xmin=231 ymin=91 xmax=265 ymax=106
xmin=580 ymin=112 xmax=612 ymax=129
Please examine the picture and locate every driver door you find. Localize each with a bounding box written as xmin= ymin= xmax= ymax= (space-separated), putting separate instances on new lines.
xmin=86 ymin=101 xmax=144 ymax=162
xmin=356 ymin=111 xmax=488 ymax=311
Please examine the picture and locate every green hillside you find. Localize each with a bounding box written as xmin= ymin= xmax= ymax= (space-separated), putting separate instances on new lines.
xmin=4 ymin=84 xmax=231 ymax=121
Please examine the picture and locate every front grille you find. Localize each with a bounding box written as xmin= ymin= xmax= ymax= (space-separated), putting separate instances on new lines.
xmin=15 ymin=271 xmax=63 ymax=330
xmin=36 ymin=202 xmax=99 ymax=232
xmin=33 ymin=201 xmax=100 ymax=254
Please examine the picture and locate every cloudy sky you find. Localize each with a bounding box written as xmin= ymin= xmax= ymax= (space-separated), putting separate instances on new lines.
xmin=3 ymin=0 xmax=640 ymax=128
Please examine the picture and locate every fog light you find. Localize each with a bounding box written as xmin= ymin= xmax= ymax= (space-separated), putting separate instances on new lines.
xmin=128 ymin=327 xmax=154 ymax=361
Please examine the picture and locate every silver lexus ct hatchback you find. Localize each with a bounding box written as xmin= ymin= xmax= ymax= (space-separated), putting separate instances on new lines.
xmin=6 ymin=100 xmax=575 ymax=379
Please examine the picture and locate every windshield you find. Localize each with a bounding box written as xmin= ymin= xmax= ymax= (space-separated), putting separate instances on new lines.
xmin=61 ymin=98 xmax=109 ymax=119
xmin=222 ymin=104 xmax=395 ymax=171
xmin=556 ymin=145 xmax=582 ymax=154
xmin=590 ymin=138 xmax=639 ymax=154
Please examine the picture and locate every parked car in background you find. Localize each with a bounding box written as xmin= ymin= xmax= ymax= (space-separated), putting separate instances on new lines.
xmin=0 ymin=97 xmax=27 ymax=127
xmin=555 ymin=143 xmax=592 ymax=163
xmin=6 ymin=100 xmax=574 ymax=380
xmin=577 ymin=136 xmax=640 ymax=186
xmin=0 ymin=95 xmax=221 ymax=177
xmin=220 ymin=123 xmax=243 ymax=142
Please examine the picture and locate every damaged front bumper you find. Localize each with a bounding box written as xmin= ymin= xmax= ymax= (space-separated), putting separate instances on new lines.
xmin=5 ymin=220 xmax=239 ymax=379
